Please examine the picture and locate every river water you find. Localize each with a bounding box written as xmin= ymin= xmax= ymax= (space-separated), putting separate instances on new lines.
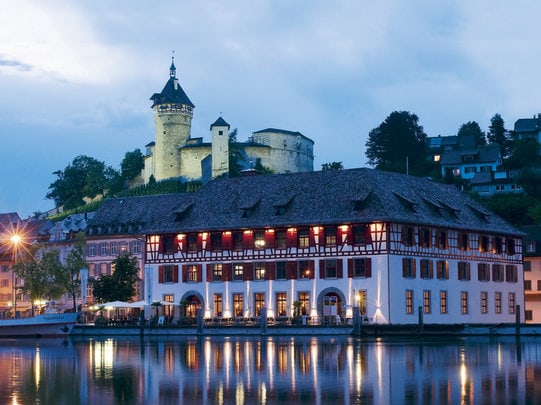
xmin=0 ymin=335 xmax=539 ymax=404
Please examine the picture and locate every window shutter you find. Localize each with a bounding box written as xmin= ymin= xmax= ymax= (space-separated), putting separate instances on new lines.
xmin=429 ymin=260 xmax=433 ymax=279
xmin=197 ymin=264 xmax=203 ymax=282
xmin=243 ymin=232 xmax=253 ymax=249
xmin=182 ymin=265 xmax=187 ymax=283
xmin=286 ymin=229 xmax=297 ymax=248
xmin=222 ymin=233 xmax=232 ymax=250
xmin=206 ymin=264 xmax=212 ymax=282
xmin=158 ymin=266 xmax=164 ymax=283
xmin=265 ymin=261 xmax=275 ymax=280
xmin=309 ymin=227 xmax=316 ymax=246
xmin=287 ymin=261 xmax=297 ymax=280
xmin=412 ymin=259 xmax=416 ymax=278
xmin=366 ymin=258 xmax=372 ymax=278
xmin=346 ymin=227 xmax=353 ymax=245
xmin=337 ymin=259 xmax=343 ymax=279
xmin=365 ymin=226 xmax=373 ymax=244
xmin=309 ymin=260 xmax=315 ymax=279
xmin=319 ymin=260 xmax=326 ymax=279
xmin=223 ymin=263 xmax=232 ymax=282
xmin=402 ymin=258 xmax=407 ymax=278
xmin=244 ymin=262 xmax=254 ymax=281
xmin=158 ymin=237 xmax=164 ymax=254
xmin=265 ymin=231 xmax=275 ymax=248
xmin=348 ymin=259 xmax=353 ymax=278
xmin=173 ymin=265 xmax=179 ymax=283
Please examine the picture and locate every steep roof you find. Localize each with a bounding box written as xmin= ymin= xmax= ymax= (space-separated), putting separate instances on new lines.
xmin=150 ymin=76 xmax=194 ymax=108
xmin=440 ymin=145 xmax=500 ymax=165
xmin=88 ymin=168 xmax=522 ymax=237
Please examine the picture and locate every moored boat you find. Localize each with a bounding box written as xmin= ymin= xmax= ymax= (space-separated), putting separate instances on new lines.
xmin=0 ymin=312 xmax=78 ymax=337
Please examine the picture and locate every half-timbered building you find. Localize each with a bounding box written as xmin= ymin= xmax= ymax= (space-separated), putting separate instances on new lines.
xmin=89 ymin=168 xmax=525 ymax=325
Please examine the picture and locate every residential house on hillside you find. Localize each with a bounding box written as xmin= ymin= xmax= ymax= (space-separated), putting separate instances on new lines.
xmin=514 ymin=114 xmax=541 ymax=144
xmin=470 ymin=170 xmax=523 ymax=197
xmin=522 ymin=225 xmax=541 ymax=323
xmin=439 ymin=144 xmax=501 ymax=181
xmin=89 ymin=168 xmax=524 ymax=326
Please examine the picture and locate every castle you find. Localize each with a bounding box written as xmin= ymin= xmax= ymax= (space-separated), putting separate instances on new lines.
xmin=143 ymin=58 xmax=314 ymax=183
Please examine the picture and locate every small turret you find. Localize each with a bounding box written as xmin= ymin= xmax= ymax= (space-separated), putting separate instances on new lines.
xmin=211 ymin=117 xmax=230 ymax=178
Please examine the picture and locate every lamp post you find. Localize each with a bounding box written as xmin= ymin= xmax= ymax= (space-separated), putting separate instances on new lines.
xmin=10 ymin=234 xmax=21 ymax=319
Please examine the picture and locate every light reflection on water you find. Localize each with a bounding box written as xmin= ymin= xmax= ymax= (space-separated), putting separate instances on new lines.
xmin=0 ymin=335 xmax=540 ymax=404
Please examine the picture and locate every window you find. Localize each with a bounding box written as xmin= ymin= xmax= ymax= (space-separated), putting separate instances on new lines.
xmin=402 ymin=226 xmax=414 ymax=246
xmin=419 ymin=228 xmax=431 ymax=248
xmin=275 ymin=262 xmax=286 ymax=280
xmin=88 ymin=244 xmax=96 ymax=256
xmin=110 ymin=242 xmax=118 ymax=256
xmin=161 ymin=265 xmax=177 ymax=283
xmin=423 ymin=290 xmax=431 ymax=314
xmin=440 ymin=290 xmax=447 ymax=314
xmin=402 ymin=258 xmax=416 ymax=279
xmin=325 ymin=260 xmax=337 ymax=278
xmin=420 ymin=260 xmax=433 ymax=279
xmin=162 ymin=235 xmax=176 ymax=254
xmin=436 ymin=261 xmax=449 ymax=280
xmin=254 ymin=293 xmax=265 ymax=316
xmin=492 ymin=264 xmax=504 ymax=282
xmin=0 ymin=280 xmax=8 ymax=287
xmin=524 ymin=261 xmax=532 ymax=271
xmin=233 ymin=263 xmax=244 ymax=281
xmin=495 ymin=292 xmax=502 ymax=314
xmin=276 ymin=293 xmax=287 ymax=317
xmin=0 ymin=265 xmax=8 ymax=273
xmin=353 ymin=258 xmax=371 ymax=278
xmin=325 ymin=227 xmax=337 ymax=246
xmin=233 ymin=293 xmax=243 ymax=317
xmin=436 ymin=230 xmax=447 ymax=249
xmin=537 ymin=280 xmax=541 ymax=291
xmin=119 ymin=241 xmax=128 ymax=253
xmin=481 ymin=292 xmax=488 ymax=314
xmin=525 ymin=310 xmax=533 ymax=321
xmin=479 ymin=236 xmax=489 ymax=252
xmin=458 ymin=233 xmax=469 ymax=251
xmin=461 ymin=291 xmax=468 ymax=315
xmin=275 ymin=230 xmax=287 ymax=249
xmin=187 ymin=234 xmax=197 ymax=252
xmin=298 ymin=260 xmax=312 ymax=279
xmin=298 ymin=229 xmax=310 ymax=248
xmin=493 ymin=237 xmax=503 ymax=254
xmin=211 ymin=233 xmax=222 ymax=251
xmin=527 ymin=241 xmax=536 ymax=253
xmin=131 ymin=240 xmax=141 ymax=254
xmin=506 ymin=265 xmax=517 ymax=283
xmin=505 ymin=238 xmax=516 ymax=252
xmin=298 ymin=292 xmax=310 ymax=316
xmin=478 ymin=263 xmax=490 ymax=281
xmin=353 ymin=225 xmax=370 ymax=245
xmin=524 ymin=280 xmax=532 ymax=291
xmin=187 ymin=265 xmax=198 ymax=282
xmin=214 ymin=294 xmax=223 ymax=317
xmin=233 ymin=232 xmax=243 ymax=250
xmin=509 ymin=293 xmax=516 ymax=314
xmin=406 ymin=290 xmax=414 ymax=315
xmin=255 ymin=262 xmax=266 ymax=280
xmin=212 ymin=264 xmax=223 ymax=282
xmin=254 ymin=231 xmax=265 ymax=249
xmin=458 ymin=262 xmax=471 ymax=281
xmin=100 ymin=242 xmax=108 ymax=256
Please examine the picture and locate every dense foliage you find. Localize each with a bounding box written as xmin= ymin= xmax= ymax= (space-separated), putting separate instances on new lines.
xmin=90 ymin=253 xmax=140 ymax=303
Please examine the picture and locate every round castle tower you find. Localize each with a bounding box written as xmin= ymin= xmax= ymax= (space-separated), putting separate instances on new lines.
xmin=149 ymin=58 xmax=194 ymax=180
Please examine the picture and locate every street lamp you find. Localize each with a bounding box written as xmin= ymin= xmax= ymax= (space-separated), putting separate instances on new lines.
xmin=10 ymin=233 xmax=22 ymax=318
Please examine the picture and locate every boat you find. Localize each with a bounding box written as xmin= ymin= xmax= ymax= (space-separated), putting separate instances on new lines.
xmin=0 ymin=312 xmax=79 ymax=337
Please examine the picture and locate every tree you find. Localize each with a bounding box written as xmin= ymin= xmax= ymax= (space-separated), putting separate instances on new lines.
xmin=54 ymin=232 xmax=87 ymax=311
xmin=46 ymin=155 xmax=120 ymax=209
xmin=487 ymin=114 xmax=510 ymax=158
xmin=457 ymin=121 xmax=486 ymax=147
xmin=365 ymin=111 xmax=428 ymax=175
xmin=12 ymin=244 xmax=64 ymax=316
xmin=321 ymin=162 xmax=344 ymax=171
xmin=90 ymin=253 xmax=140 ymax=303
xmin=228 ymin=128 xmax=245 ymax=177
xmin=120 ymin=149 xmax=145 ymax=185
xmin=254 ymin=158 xmax=274 ymax=174
xmin=505 ymin=137 xmax=541 ymax=169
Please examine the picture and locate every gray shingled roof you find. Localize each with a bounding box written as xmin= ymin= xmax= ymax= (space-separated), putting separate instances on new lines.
xmin=150 ymin=77 xmax=194 ymax=108
xmin=514 ymin=117 xmax=540 ymax=133
xmin=440 ymin=145 xmax=500 ymax=165
xmin=88 ymin=168 xmax=522 ymax=237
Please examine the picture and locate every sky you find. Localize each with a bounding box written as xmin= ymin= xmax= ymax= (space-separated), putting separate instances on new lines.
xmin=1 ymin=1 xmax=541 ymax=218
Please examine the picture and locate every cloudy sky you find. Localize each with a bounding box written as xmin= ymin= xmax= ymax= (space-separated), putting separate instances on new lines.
xmin=1 ymin=1 xmax=540 ymax=217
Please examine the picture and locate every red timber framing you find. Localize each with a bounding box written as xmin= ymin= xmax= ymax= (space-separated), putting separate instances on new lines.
xmin=145 ymin=222 xmax=387 ymax=264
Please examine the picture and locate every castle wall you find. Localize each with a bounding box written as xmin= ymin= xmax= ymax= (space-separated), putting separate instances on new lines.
xmin=179 ymin=145 xmax=211 ymax=180
xmin=153 ymin=111 xmax=192 ymax=180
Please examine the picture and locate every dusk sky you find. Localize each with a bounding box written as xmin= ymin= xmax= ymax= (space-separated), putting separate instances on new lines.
xmin=1 ymin=1 xmax=540 ymax=217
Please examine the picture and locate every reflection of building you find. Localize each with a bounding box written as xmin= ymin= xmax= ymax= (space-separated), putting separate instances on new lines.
xmin=522 ymin=225 xmax=541 ymax=322
xmin=143 ymin=59 xmax=314 ymax=183
xmin=89 ymin=168 xmax=524 ymax=325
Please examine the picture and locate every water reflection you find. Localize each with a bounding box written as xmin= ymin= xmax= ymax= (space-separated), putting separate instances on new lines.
xmin=1 ymin=336 xmax=541 ymax=404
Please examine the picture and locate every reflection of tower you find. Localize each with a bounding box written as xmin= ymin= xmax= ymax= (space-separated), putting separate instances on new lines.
xmin=150 ymin=57 xmax=194 ymax=180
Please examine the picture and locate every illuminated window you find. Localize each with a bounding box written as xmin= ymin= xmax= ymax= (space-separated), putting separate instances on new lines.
xmin=481 ymin=292 xmax=488 ymax=314
xmin=508 ymin=293 xmax=516 ymax=314
xmin=298 ymin=292 xmax=310 ymax=315
xmin=423 ymin=290 xmax=431 ymax=314
xmin=212 ymin=264 xmax=223 ymax=282
xmin=298 ymin=229 xmax=310 ymax=248
xmin=187 ymin=265 xmax=198 ymax=283
xmin=255 ymin=262 xmax=266 ymax=280
xmin=405 ymin=290 xmax=414 ymax=315
xmin=254 ymin=231 xmax=265 ymax=249
xmin=495 ymin=292 xmax=502 ymax=314
xmin=440 ymin=290 xmax=447 ymax=314
xmin=214 ymin=294 xmax=223 ymax=317
xmin=325 ymin=227 xmax=336 ymax=246
xmin=298 ymin=261 xmax=311 ymax=279
xmin=233 ymin=263 xmax=244 ymax=281
xmin=254 ymin=293 xmax=265 ymax=316
xmin=461 ymin=291 xmax=468 ymax=314
xmin=276 ymin=292 xmax=287 ymax=317
xmin=233 ymin=293 xmax=243 ymax=317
